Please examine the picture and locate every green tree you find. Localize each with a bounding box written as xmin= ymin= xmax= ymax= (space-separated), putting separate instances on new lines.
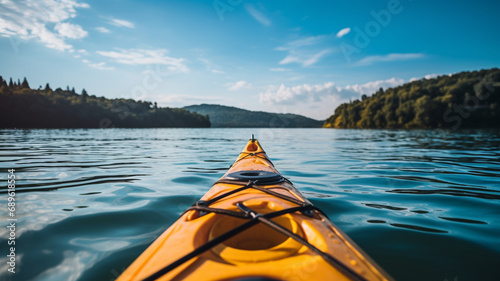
xmin=323 ymin=68 xmax=500 ymax=129
xmin=21 ymin=77 xmax=30 ymax=88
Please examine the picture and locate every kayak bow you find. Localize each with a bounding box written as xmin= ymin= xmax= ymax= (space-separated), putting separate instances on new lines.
xmin=117 ymin=138 xmax=393 ymax=281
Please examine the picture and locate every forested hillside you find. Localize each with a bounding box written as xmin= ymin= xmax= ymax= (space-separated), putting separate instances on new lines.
xmin=324 ymin=68 xmax=500 ymax=129
xmin=184 ymin=104 xmax=323 ymax=128
xmin=0 ymin=77 xmax=210 ymax=128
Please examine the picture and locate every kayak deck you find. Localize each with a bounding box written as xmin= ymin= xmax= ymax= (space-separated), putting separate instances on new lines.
xmin=117 ymin=138 xmax=393 ymax=281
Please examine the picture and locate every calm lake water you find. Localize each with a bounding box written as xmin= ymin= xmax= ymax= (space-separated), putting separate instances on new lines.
xmin=0 ymin=128 xmax=499 ymax=281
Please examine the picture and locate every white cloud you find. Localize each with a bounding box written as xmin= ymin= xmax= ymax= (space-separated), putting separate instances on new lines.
xmin=276 ymin=35 xmax=325 ymax=51
xmin=108 ymin=18 xmax=134 ymax=28
xmin=245 ymin=4 xmax=271 ymax=26
xmin=95 ymin=26 xmax=110 ymax=33
xmin=357 ymin=53 xmax=424 ymax=66
xmin=409 ymin=73 xmax=439 ymax=82
xmin=260 ymin=82 xmax=337 ymax=105
xmin=55 ymin=22 xmax=87 ymax=39
xmin=226 ymin=81 xmax=252 ymax=91
xmin=259 ymin=77 xmax=406 ymax=119
xmin=343 ymin=77 xmax=405 ymax=96
xmin=198 ymin=57 xmax=225 ymax=74
xmin=270 ymin=68 xmax=291 ymax=72
xmin=96 ymin=48 xmax=188 ymax=72
xmin=275 ymin=35 xmax=333 ymax=67
xmin=88 ymin=62 xmax=114 ymax=70
xmin=336 ymin=27 xmax=351 ymax=38
xmin=80 ymin=59 xmax=114 ymax=70
xmin=279 ymin=49 xmax=333 ymax=67
xmin=0 ymin=0 xmax=89 ymax=51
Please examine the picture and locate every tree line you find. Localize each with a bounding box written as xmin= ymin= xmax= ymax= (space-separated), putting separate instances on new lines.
xmin=0 ymin=76 xmax=210 ymax=128
xmin=184 ymin=104 xmax=323 ymax=128
xmin=323 ymin=68 xmax=500 ymax=129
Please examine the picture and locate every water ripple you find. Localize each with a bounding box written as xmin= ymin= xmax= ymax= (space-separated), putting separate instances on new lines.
xmin=0 ymin=128 xmax=499 ymax=281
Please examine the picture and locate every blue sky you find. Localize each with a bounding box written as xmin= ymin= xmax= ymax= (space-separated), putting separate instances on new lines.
xmin=1 ymin=0 xmax=499 ymax=119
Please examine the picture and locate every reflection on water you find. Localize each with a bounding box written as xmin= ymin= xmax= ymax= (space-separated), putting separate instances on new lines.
xmin=0 ymin=128 xmax=499 ymax=281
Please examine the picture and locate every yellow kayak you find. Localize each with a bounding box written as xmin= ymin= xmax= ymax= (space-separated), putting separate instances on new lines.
xmin=118 ymin=137 xmax=393 ymax=281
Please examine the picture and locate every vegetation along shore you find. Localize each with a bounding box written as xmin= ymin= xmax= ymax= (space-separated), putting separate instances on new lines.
xmin=0 ymin=77 xmax=210 ymax=129
xmin=323 ymin=68 xmax=500 ymax=129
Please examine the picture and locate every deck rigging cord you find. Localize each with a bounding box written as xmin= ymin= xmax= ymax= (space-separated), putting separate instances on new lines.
xmin=141 ymin=176 xmax=369 ymax=281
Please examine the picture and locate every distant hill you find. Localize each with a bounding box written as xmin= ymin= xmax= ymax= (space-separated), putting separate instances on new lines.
xmin=324 ymin=68 xmax=500 ymax=129
xmin=184 ymin=104 xmax=323 ymax=128
xmin=0 ymin=76 xmax=210 ymax=128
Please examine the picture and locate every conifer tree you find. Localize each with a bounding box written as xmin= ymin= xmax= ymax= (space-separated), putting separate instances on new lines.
xmin=21 ymin=77 xmax=30 ymax=88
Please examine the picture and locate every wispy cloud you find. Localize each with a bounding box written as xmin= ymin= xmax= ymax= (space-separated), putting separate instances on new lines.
xmin=276 ymin=35 xmax=333 ymax=67
xmin=198 ymin=57 xmax=225 ymax=74
xmin=0 ymin=0 xmax=89 ymax=51
xmin=88 ymin=62 xmax=114 ymax=70
xmin=357 ymin=53 xmax=424 ymax=66
xmin=80 ymin=59 xmax=114 ymax=70
xmin=269 ymin=68 xmax=291 ymax=72
xmin=245 ymin=4 xmax=271 ymax=26
xmin=226 ymin=80 xmax=252 ymax=91
xmin=336 ymin=27 xmax=351 ymax=38
xmin=95 ymin=27 xmax=111 ymax=33
xmin=108 ymin=18 xmax=135 ymax=28
xmin=276 ymin=35 xmax=325 ymax=51
xmin=96 ymin=48 xmax=188 ymax=72
xmin=279 ymin=49 xmax=333 ymax=67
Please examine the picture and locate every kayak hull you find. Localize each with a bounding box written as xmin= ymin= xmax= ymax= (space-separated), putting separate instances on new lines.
xmin=117 ymin=139 xmax=392 ymax=281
